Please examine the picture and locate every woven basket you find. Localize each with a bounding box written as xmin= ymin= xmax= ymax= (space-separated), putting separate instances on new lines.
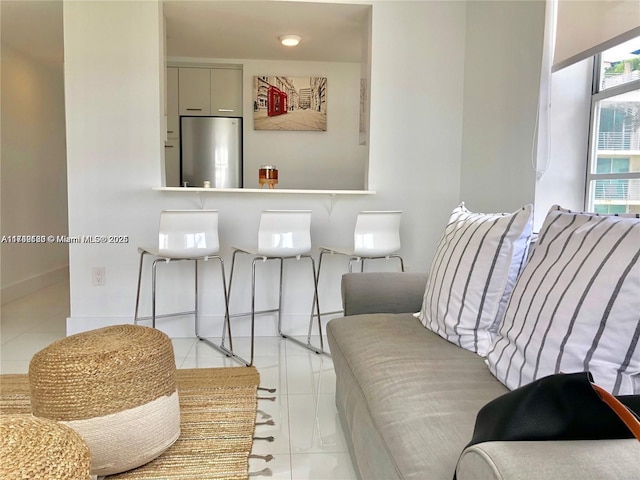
xmin=0 ymin=415 xmax=92 ymax=479
xmin=28 ymin=325 xmax=181 ymax=476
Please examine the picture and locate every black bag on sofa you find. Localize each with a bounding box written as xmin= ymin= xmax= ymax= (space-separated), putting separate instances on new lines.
xmin=454 ymin=372 xmax=640 ymax=479
xmin=469 ymin=372 xmax=639 ymax=444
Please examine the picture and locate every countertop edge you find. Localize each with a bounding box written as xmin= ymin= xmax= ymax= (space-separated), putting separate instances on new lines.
xmin=152 ymin=187 xmax=376 ymax=195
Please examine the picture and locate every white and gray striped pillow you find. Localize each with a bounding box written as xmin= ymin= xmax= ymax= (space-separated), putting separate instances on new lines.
xmin=418 ymin=203 xmax=533 ymax=356
xmin=486 ymin=205 xmax=640 ymax=395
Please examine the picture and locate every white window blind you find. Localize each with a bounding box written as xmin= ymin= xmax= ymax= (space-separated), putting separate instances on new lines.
xmin=553 ymin=0 xmax=640 ymax=71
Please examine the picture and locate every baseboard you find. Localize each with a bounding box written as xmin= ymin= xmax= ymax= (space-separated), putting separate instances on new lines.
xmin=1 ymin=266 xmax=69 ymax=305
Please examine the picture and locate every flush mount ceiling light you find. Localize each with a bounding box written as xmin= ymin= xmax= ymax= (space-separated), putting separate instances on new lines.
xmin=279 ymin=35 xmax=302 ymax=47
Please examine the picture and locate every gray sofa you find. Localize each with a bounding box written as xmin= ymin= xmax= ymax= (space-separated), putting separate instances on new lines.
xmin=326 ymin=272 xmax=639 ymax=480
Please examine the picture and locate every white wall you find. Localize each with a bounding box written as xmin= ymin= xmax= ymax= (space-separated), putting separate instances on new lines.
xmin=169 ymin=58 xmax=365 ymax=190
xmin=1 ymin=44 xmax=69 ymax=303
xmin=367 ymin=1 xmax=466 ymax=255
xmin=460 ymin=0 xmax=545 ymax=213
xmin=64 ymin=0 xmax=166 ymax=329
xmin=64 ymin=0 xmax=468 ymax=338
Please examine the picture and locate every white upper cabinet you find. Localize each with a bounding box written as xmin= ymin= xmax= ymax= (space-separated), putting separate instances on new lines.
xmin=210 ymin=68 xmax=243 ymax=117
xmin=178 ymin=68 xmax=211 ymax=116
xmin=166 ymin=67 xmax=179 ymax=138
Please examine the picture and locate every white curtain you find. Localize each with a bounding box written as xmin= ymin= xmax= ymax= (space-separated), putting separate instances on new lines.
xmin=536 ymin=0 xmax=640 ymax=177
xmin=553 ymin=0 xmax=640 ymax=71
xmin=534 ymin=0 xmax=558 ymax=179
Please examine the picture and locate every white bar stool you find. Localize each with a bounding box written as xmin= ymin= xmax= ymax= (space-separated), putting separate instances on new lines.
xmin=133 ymin=210 xmax=238 ymax=363
xmin=312 ymin=210 xmax=405 ymax=318
xmin=225 ymin=210 xmax=325 ymax=366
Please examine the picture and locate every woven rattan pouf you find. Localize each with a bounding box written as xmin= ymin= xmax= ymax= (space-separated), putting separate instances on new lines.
xmin=0 ymin=415 xmax=92 ymax=479
xmin=28 ymin=325 xmax=180 ymax=476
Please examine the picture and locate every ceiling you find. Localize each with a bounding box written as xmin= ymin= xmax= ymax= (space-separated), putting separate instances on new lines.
xmin=164 ymin=1 xmax=369 ymax=63
xmin=0 ymin=1 xmax=369 ymax=65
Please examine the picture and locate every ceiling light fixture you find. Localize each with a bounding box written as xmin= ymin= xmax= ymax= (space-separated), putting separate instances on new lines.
xmin=279 ymin=35 xmax=302 ymax=47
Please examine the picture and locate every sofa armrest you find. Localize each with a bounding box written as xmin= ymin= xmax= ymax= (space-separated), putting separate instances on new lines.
xmin=456 ymin=439 xmax=639 ymax=480
xmin=341 ymin=272 xmax=428 ymax=316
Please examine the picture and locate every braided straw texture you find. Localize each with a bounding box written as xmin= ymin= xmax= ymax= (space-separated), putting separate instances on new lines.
xmin=1 ymin=367 xmax=260 ymax=480
xmin=29 ymin=325 xmax=176 ymax=420
xmin=108 ymin=367 xmax=260 ymax=480
xmin=0 ymin=415 xmax=91 ymax=480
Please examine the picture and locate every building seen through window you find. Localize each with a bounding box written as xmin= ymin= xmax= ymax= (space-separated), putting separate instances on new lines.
xmin=589 ymin=37 xmax=640 ymax=214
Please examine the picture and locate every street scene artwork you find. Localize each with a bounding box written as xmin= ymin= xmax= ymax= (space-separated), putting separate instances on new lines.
xmin=253 ymin=76 xmax=327 ymax=131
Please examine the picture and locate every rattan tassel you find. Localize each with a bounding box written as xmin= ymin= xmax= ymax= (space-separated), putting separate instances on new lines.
xmin=249 ymin=454 xmax=274 ymax=462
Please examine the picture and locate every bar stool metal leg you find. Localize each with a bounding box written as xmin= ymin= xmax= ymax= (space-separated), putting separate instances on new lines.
xmin=310 ymin=250 xmax=345 ymax=322
xmin=275 ymin=258 xmax=284 ymax=341
xmin=309 ymin=255 xmax=324 ymax=352
xmin=221 ymin=250 xmax=239 ymax=350
xmin=223 ymin=249 xmax=240 ymax=351
xmin=250 ymin=256 xmax=258 ymax=366
xmin=134 ymin=251 xmax=147 ymax=324
xmin=280 ymin=255 xmax=324 ymax=355
xmin=391 ymin=254 xmax=405 ymax=272
xmin=219 ymin=250 xmax=253 ymax=367
xmin=152 ymin=258 xmax=160 ymax=328
xmin=194 ymin=259 xmax=198 ymax=332
xmin=196 ymin=256 xmax=242 ymax=365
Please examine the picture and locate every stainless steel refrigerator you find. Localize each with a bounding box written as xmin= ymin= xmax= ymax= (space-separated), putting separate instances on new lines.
xmin=180 ymin=116 xmax=243 ymax=188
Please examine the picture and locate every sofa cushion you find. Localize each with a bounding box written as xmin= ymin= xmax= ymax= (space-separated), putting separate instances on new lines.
xmin=341 ymin=272 xmax=428 ymax=316
xmin=486 ymin=205 xmax=640 ymax=395
xmin=418 ymin=203 xmax=533 ymax=356
xmin=327 ymin=313 xmax=508 ymax=480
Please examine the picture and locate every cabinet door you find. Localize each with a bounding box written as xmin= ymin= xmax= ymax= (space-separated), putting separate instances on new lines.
xmin=166 ymin=67 xmax=179 ymax=138
xmin=210 ymin=68 xmax=243 ymax=117
xmin=164 ymin=139 xmax=180 ymax=187
xmin=179 ymin=68 xmax=210 ymax=116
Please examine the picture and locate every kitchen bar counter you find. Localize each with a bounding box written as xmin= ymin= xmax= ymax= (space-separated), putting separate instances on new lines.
xmin=153 ymin=187 xmax=376 ymax=195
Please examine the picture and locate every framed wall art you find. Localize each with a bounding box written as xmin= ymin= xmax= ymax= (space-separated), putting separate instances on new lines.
xmin=253 ymin=76 xmax=327 ymax=131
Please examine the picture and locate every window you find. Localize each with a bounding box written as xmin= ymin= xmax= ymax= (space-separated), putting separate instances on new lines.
xmin=587 ymin=37 xmax=640 ymax=214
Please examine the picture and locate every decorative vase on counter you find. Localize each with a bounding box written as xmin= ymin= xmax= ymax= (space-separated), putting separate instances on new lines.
xmin=259 ymin=165 xmax=278 ymax=189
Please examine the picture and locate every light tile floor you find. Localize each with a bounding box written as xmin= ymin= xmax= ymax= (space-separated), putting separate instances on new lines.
xmin=0 ymin=280 xmax=358 ymax=480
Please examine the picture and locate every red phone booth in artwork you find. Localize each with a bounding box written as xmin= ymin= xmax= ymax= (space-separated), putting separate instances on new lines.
xmin=267 ymin=86 xmax=288 ymax=117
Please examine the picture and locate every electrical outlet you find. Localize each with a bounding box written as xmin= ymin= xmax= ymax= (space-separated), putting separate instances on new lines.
xmin=92 ymin=267 xmax=105 ymax=286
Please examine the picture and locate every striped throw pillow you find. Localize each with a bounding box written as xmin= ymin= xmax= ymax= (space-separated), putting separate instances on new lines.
xmin=486 ymin=206 xmax=640 ymax=395
xmin=418 ymin=203 xmax=533 ymax=356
